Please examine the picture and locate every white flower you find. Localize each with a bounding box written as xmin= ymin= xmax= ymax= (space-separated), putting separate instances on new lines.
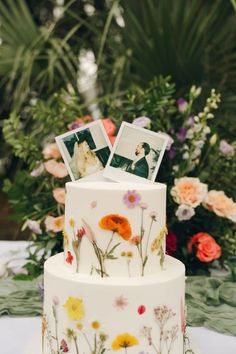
xmin=132 ymin=116 xmax=151 ymax=128
xmin=203 ymin=126 xmax=211 ymax=135
xmin=30 ymin=164 xmax=44 ymax=177
xmin=175 ymin=205 xmax=195 ymax=221
xmin=191 ymin=148 xmax=201 ymax=160
xmin=182 ymin=152 xmax=189 ymax=160
xmin=25 ymin=219 xmax=42 ymax=234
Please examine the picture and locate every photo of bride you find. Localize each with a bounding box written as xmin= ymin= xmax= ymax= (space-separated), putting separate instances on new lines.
xmin=56 ymin=121 xmax=111 ymax=181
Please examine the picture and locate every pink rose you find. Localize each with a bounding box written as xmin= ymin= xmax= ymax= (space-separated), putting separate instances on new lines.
xmin=171 ymin=177 xmax=207 ymax=208
xmin=43 ymin=143 xmax=61 ymax=159
xmin=53 ymin=188 xmax=66 ymax=204
xmin=187 ymin=232 xmax=221 ymax=262
xmin=203 ymin=190 xmax=236 ymax=222
xmin=44 ymin=160 xmax=68 ymax=178
xmin=44 ymin=215 xmax=64 ymax=233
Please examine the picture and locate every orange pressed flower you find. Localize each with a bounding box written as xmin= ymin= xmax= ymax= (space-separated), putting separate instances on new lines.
xmin=99 ymin=214 xmax=132 ymax=240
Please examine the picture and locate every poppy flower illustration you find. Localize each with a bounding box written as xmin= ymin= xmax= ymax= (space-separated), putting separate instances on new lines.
xmin=138 ymin=305 xmax=146 ymax=315
xmin=112 ymin=332 xmax=139 ymax=350
xmin=66 ymin=251 xmax=73 ymax=265
xmin=99 ymin=214 xmax=132 ymax=240
xmin=123 ymin=190 xmax=141 ymax=208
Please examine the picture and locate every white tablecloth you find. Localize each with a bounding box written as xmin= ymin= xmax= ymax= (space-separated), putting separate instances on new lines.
xmin=0 ymin=241 xmax=236 ymax=354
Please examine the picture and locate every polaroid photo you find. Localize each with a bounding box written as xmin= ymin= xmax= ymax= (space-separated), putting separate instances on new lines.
xmin=103 ymin=122 xmax=169 ymax=183
xmin=55 ymin=120 xmax=112 ymax=182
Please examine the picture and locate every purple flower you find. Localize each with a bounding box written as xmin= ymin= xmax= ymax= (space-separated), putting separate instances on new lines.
xmin=177 ymin=98 xmax=188 ymax=113
xmin=176 ymin=128 xmax=187 ymax=142
xmin=25 ymin=219 xmax=42 ymax=234
xmin=175 ymin=205 xmax=195 ymax=221
xmin=168 ymin=147 xmax=176 ymax=159
xmin=186 ymin=116 xmax=194 ymax=126
xmin=219 ymin=140 xmax=235 ymax=156
xmin=123 ymin=190 xmax=141 ymax=208
xmin=132 ymin=116 xmax=151 ymax=128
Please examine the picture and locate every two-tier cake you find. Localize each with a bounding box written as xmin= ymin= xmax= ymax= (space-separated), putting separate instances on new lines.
xmin=43 ymin=181 xmax=185 ymax=354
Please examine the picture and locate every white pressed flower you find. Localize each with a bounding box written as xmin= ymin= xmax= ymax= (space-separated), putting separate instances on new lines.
xmin=203 ymin=126 xmax=211 ymax=134
xmin=183 ymin=152 xmax=190 ymax=160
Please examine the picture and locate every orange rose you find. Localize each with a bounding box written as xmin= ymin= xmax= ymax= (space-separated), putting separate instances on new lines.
xmin=188 ymin=232 xmax=221 ymax=262
xmin=44 ymin=159 xmax=68 ymax=178
xmin=99 ymin=214 xmax=132 ymax=240
xmin=45 ymin=215 xmax=65 ymax=233
xmin=53 ymin=187 xmax=66 ymax=204
xmin=43 ymin=143 xmax=61 ymax=160
xmin=171 ymin=177 xmax=207 ymax=208
xmin=203 ymin=190 xmax=236 ymax=222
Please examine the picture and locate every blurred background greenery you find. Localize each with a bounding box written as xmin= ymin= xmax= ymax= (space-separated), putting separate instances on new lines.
xmin=0 ymin=0 xmax=236 ymax=241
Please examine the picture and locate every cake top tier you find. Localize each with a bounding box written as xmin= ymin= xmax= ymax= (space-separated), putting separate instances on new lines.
xmin=63 ymin=181 xmax=167 ymax=278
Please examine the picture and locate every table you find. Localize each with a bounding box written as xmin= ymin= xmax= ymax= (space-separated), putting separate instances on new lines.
xmin=1 ymin=241 xmax=236 ymax=354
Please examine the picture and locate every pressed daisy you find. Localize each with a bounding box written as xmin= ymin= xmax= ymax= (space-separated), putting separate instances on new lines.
xmin=91 ymin=320 xmax=101 ymax=330
xmin=99 ymin=214 xmax=132 ymax=240
xmin=126 ymin=251 xmax=133 ymax=258
xmin=76 ymin=323 xmax=83 ymax=330
xmin=64 ymin=297 xmax=84 ymax=321
xmin=123 ymin=190 xmax=141 ymax=209
xmin=112 ymin=333 xmax=139 ymax=350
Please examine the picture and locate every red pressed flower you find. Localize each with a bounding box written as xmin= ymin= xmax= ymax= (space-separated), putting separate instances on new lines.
xmin=60 ymin=339 xmax=69 ymax=352
xmin=138 ymin=305 xmax=146 ymax=315
xmin=166 ymin=229 xmax=177 ymax=256
xmin=77 ymin=227 xmax=86 ymax=239
xmin=66 ymin=251 xmax=74 ymax=265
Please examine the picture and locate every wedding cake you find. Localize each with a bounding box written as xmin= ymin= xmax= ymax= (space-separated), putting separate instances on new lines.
xmin=43 ymin=181 xmax=185 ymax=354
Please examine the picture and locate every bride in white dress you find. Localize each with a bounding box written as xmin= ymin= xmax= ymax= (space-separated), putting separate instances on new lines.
xmin=69 ymin=140 xmax=103 ymax=179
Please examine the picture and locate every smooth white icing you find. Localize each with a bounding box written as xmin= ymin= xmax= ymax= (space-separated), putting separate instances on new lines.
xmin=64 ymin=181 xmax=167 ymax=277
xmin=43 ymin=253 xmax=185 ymax=354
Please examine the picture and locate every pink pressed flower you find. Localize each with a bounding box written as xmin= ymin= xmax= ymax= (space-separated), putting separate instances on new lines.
xmin=81 ymin=218 xmax=96 ymax=243
xmin=114 ymin=295 xmax=129 ymax=310
xmin=43 ymin=143 xmax=61 ymax=160
xmin=60 ymin=339 xmax=69 ymax=352
xmin=44 ymin=159 xmax=68 ymax=178
xmin=25 ymin=219 xmax=42 ymax=234
xmin=139 ymin=202 xmax=148 ymax=209
xmin=90 ymin=201 xmax=97 ymax=208
xmin=123 ymin=190 xmax=141 ymax=208
xmin=30 ymin=163 xmax=44 ymax=177
xmin=44 ymin=215 xmax=64 ymax=233
xmin=53 ymin=296 xmax=60 ymax=306
xmin=130 ymin=236 xmax=141 ymax=246
xmin=132 ymin=116 xmax=151 ymax=128
xmin=53 ymin=188 xmax=66 ymax=204
xmin=77 ymin=227 xmax=86 ymax=239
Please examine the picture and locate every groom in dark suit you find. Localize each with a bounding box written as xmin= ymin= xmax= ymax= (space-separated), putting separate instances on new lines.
xmin=126 ymin=142 xmax=150 ymax=179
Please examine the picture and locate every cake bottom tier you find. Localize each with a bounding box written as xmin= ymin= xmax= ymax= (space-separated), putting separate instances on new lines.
xmin=43 ymin=253 xmax=185 ymax=354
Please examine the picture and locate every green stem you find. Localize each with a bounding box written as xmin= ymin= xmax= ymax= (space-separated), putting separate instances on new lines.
xmin=82 ymin=332 xmax=93 ymax=352
xmin=104 ymin=231 xmax=115 ymax=257
xmin=144 ymin=219 xmax=154 ymax=259
xmin=55 ymin=317 xmax=59 ymax=354
xmin=93 ymin=242 xmax=105 ymax=277
xmin=73 ymin=336 xmax=79 ymax=354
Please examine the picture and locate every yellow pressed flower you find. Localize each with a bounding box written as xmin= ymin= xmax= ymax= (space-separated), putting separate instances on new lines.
xmin=64 ymin=297 xmax=84 ymax=321
xmin=63 ymin=228 xmax=69 ymax=247
xmin=42 ymin=315 xmax=47 ymax=337
xmin=76 ymin=323 xmax=83 ymax=330
xmin=91 ymin=320 xmax=100 ymax=330
xmin=69 ymin=218 xmax=75 ymax=227
xmin=151 ymin=226 xmax=168 ymax=252
xmin=121 ymin=251 xmax=126 ymax=257
xmin=126 ymin=251 xmax=133 ymax=258
xmin=111 ymin=333 xmax=139 ymax=350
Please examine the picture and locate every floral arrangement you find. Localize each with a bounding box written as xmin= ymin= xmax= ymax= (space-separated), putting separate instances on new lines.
xmin=3 ymin=76 xmax=236 ymax=277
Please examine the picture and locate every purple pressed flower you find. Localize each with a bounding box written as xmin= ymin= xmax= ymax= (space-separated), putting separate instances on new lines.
xmin=123 ymin=190 xmax=141 ymax=208
xmin=219 ymin=140 xmax=235 ymax=156
xmin=132 ymin=116 xmax=151 ymax=128
xmin=176 ymin=128 xmax=187 ymax=142
xmin=53 ymin=295 xmax=60 ymax=306
xmin=175 ymin=204 xmax=195 ymax=221
xmin=177 ymin=98 xmax=188 ymax=113
xmin=140 ymin=202 xmax=148 ymax=209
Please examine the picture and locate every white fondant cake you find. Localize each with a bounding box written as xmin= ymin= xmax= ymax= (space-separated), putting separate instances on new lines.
xmin=43 ymin=181 xmax=186 ymax=354
xmin=43 ymin=254 xmax=185 ymax=354
xmin=64 ymin=181 xmax=167 ymax=277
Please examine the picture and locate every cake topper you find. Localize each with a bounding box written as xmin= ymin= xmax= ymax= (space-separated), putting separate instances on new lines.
xmin=103 ymin=122 xmax=169 ymax=183
xmin=55 ymin=120 xmax=112 ymax=182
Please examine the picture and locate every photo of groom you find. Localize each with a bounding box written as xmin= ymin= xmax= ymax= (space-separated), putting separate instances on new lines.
xmin=104 ymin=122 xmax=169 ymax=183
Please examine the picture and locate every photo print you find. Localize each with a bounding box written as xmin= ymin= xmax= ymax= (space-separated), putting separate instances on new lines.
xmin=104 ymin=122 xmax=169 ymax=183
xmin=55 ymin=120 xmax=112 ymax=181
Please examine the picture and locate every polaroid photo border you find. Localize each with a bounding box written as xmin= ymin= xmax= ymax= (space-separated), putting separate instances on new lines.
xmin=55 ymin=120 xmax=112 ymax=182
xmin=103 ymin=121 xmax=169 ymax=184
